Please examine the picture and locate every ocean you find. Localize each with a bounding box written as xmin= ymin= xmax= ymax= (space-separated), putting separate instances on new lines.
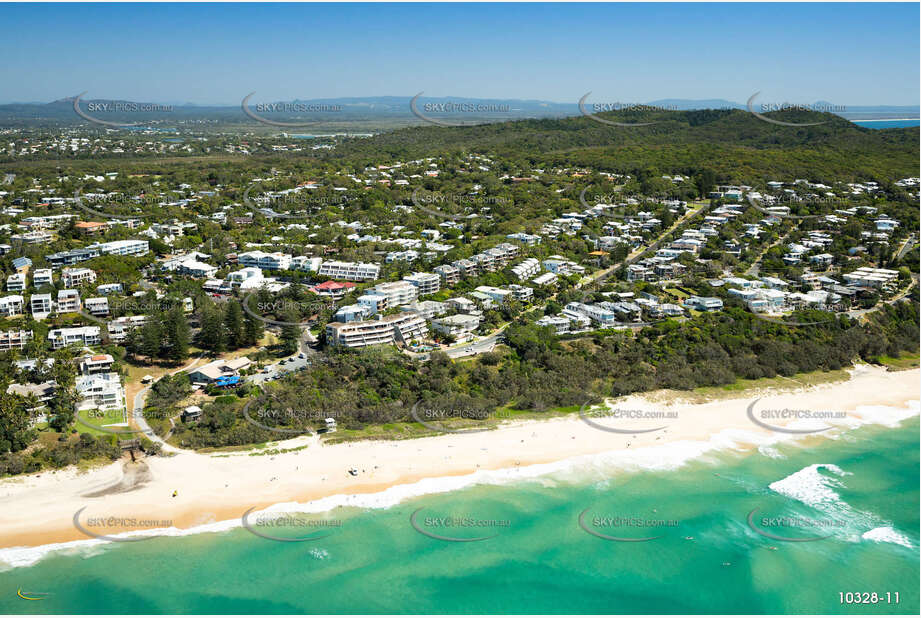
xmin=1 ymin=406 xmax=918 ymax=614
xmin=853 ymin=119 xmax=920 ymax=129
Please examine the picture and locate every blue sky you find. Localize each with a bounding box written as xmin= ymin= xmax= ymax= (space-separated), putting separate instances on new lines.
xmin=1 ymin=2 xmax=918 ymax=105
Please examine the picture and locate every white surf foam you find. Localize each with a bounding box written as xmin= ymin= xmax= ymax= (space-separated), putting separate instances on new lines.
xmin=768 ymin=463 xmax=850 ymax=509
xmin=758 ymin=445 xmax=784 ymax=459
xmin=769 ymin=462 xmax=915 ymax=548
xmin=862 ymin=526 xmax=914 ymax=549
xmin=2 ymin=401 xmax=917 ymax=569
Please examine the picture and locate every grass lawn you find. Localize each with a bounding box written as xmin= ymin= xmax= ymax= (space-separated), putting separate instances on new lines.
xmin=74 ymin=407 xmax=129 ymax=436
xmin=877 ymin=352 xmax=920 ymax=371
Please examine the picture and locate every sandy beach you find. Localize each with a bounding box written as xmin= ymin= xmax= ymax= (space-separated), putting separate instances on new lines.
xmin=1 ymin=364 xmax=917 ymax=554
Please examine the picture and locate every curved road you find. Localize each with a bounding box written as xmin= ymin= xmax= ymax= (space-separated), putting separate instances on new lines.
xmin=130 ymin=355 xmax=203 ymax=453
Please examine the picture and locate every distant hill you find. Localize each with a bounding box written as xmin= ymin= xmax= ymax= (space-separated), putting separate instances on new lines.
xmin=0 ymin=95 xmax=916 ymax=128
xmin=329 ymin=107 xmax=920 ymax=183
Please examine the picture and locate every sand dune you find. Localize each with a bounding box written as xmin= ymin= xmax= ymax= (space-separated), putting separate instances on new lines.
xmin=0 ymin=364 xmax=917 ymax=553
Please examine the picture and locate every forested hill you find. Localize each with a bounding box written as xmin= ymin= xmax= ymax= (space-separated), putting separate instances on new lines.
xmin=331 ymin=108 xmax=919 ymax=182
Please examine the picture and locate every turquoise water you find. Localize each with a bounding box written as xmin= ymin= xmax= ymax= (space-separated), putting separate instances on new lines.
xmin=1 ymin=417 xmax=917 ymax=614
xmin=853 ymin=119 xmax=920 ymax=129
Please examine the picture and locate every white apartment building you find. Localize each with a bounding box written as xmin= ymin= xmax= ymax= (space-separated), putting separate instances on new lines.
xmin=446 ymin=297 xmax=477 ymax=313
xmin=89 ymin=239 xmax=149 ymax=257
xmin=452 ymin=259 xmax=478 ymax=278
xmin=75 ymin=373 xmax=124 ymax=412
xmin=97 ymin=282 xmax=123 ymax=295
xmin=30 ymin=293 xmax=53 ymax=318
xmin=475 ymin=286 xmax=513 ymax=304
xmin=49 ymin=326 xmax=101 ymax=349
xmin=536 ymin=315 xmax=571 ymax=334
xmin=433 ymin=264 xmax=460 ymax=287
xmin=0 ymin=329 xmax=33 ymax=350
xmin=226 ymin=266 xmax=265 ymax=288
xmin=842 ymin=267 xmax=900 ymax=289
xmin=565 ymin=302 xmax=618 ymax=326
xmin=84 ymin=297 xmax=110 ymax=316
xmin=404 ymin=300 xmax=448 ymax=320
xmin=326 ymin=312 xmax=429 ymax=349
xmin=177 ymin=259 xmax=218 ymax=279
xmin=56 ymin=289 xmax=81 ymax=313
xmin=0 ymin=294 xmax=24 ymax=317
xmin=357 ymin=293 xmax=388 ymax=313
xmin=62 ymin=267 xmax=97 ymax=288
xmin=368 ymin=280 xmax=418 ymax=307
xmin=543 ymin=257 xmax=585 ymax=275
xmin=106 ymin=315 xmax=147 ymax=342
xmin=80 ymin=354 xmax=114 ymax=375
xmin=403 ymin=272 xmax=441 ymax=295
xmin=6 ymin=273 xmax=25 ymax=292
xmin=508 ymin=284 xmax=534 ymax=302
xmin=432 ymin=313 xmax=481 ymax=337
xmin=238 ymin=250 xmax=292 ymax=271
xmin=32 ymin=268 xmax=53 ymax=288
xmin=291 ymin=255 xmax=323 ymax=273
xmin=510 ymin=258 xmax=540 ymax=281
xmin=317 ymin=260 xmax=381 ymax=282
xmin=532 ymin=272 xmax=559 ymax=287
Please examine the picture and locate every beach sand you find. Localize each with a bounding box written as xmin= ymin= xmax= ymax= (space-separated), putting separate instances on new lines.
xmin=1 ymin=364 xmax=917 ymax=552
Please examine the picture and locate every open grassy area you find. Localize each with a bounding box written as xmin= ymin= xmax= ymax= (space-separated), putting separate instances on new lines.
xmin=74 ymin=407 xmax=128 ymax=437
xmin=877 ymin=352 xmax=920 ymax=371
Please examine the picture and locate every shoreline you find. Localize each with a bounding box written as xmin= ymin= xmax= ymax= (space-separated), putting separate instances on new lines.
xmin=0 ymin=364 xmax=918 ymax=566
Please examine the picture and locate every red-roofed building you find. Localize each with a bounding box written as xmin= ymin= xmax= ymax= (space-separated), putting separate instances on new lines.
xmin=75 ymin=221 xmax=108 ymax=236
xmin=310 ymin=280 xmax=356 ymax=300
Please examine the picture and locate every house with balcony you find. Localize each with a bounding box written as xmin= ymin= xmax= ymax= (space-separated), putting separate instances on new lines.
xmin=0 ymin=329 xmax=33 ymax=350
xmin=30 ymin=293 xmax=53 ymax=319
xmin=0 ymin=294 xmax=24 ymax=317
xmin=403 ymin=272 xmax=441 ymax=296
xmin=56 ymin=289 xmax=81 ymax=313
xmin=49 ymin=326 xmax=101 ymax=349
xmin=61 ymin=267 xmax=97 ymax=288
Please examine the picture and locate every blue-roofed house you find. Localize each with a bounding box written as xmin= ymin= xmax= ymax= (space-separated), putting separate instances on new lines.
xmin=12 ymin=257 xmax=32 ymax=274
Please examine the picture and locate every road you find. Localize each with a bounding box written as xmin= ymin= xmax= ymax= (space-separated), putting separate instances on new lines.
xmin=131 ymin=355 xmax=202 ymax=453
xmin=582 ymin=199 xmax=711 ymax=289
xmin=846 ymin=274 xmax=918 ymax=320
xmin=443 ymin=332 xmax=504 ymax=359
xmin=895 ymin=233 xmax=917 ymax=261
xmin=406 ymin=200 xmax=712 ymax=361
xmin=248 ymin=330 xmax=318 ymax=386
xmin=744 ymin=228 xmax=794 ymax=277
